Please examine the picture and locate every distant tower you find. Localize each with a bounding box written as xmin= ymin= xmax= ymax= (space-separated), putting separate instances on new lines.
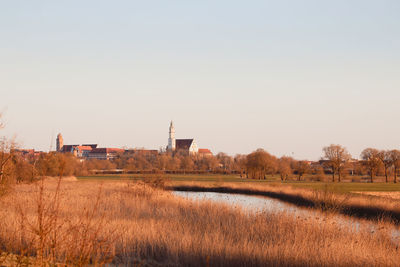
xmin=167 ymin=121 xmax=176 ymax=151
xmin=56 ymin=133 xmax=64 ymax=152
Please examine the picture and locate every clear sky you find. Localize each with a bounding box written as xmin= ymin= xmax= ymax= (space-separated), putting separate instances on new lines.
xmin=1 ymin=0 xmax=399 ymax=160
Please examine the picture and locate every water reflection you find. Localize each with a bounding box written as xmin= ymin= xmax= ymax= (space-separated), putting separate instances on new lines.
xmin=174 ymin=191 xmax=297 ymax=213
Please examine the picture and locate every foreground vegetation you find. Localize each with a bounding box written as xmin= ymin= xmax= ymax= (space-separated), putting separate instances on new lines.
xmin=0 ymin=179 xmax=399 ymax=266
xmin=2 ymin=115 xmax=400 ymax=266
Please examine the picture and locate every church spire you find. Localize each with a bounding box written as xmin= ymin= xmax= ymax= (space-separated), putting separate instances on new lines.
xmin=167 ymin=121 xmax=176 ymax=151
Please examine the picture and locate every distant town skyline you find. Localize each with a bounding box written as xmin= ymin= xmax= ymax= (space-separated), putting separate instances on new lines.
xmin=1 ymin=1 xmax=400 ymax=160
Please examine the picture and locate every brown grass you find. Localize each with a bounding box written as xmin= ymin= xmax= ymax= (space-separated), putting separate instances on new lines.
xmin=353 ymin=191 xmax=400 ymax=200
xmin=0 ymin=179 xmax=399 ymax=266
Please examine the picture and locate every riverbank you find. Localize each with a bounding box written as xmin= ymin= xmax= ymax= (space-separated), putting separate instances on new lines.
xmin=0 ymin=179 xmax=399 ymax=266
xmin=78 ymin=174 xmax=400 ymax=192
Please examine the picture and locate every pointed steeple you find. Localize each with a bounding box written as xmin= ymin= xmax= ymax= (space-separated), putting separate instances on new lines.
xmin=169 ymin=120 xmax=175 ymax=134
xmin=167 ymin=121 xmax=176 ymax=151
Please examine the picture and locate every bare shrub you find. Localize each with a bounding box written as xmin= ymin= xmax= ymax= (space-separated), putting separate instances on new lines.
xmin=0 ymin=136 xmax=17 ymax=196
xmin=63 ymin=185 xmax=115 ymax=266
xmin=323 ymin=144 xmax=351 ymax=182
xmin=142 ymin=171 xmax=170 ymax=189
xmin=8 ymin=178 xmax=115 ymax=266
xmin=311 ymin=184 xmax=350 ymax=213
xmin=361 ymin=148 xmax=382 ymax=183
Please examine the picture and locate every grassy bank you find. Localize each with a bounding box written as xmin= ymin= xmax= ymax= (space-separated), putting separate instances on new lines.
xmin=78 ymin=174 xmax=400 ymax=193
xmin=78 ymin=173 xmax=246 ymax=182
xmin=285 ymin=181 xmax=400 ymax=193
xmin=0 ymin=179 xmax=399 ymax=266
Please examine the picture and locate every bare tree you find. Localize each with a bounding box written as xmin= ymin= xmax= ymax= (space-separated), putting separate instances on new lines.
xmin=294 ymin=160 xmax=309 ymax=181
xmin=313 ymin=165 xmax=326 ymax=181
xmin=278 ymin=156 xmax=293 ymax=181
xmin=377 ymin=150 xmax=392 ymax=183
xmin=245 ymin=149 xmax=277 ymax=180
xmin=0 ymin=114 xmax=16 ymax=186
xmin=323 ymin=144 xmax=351 ymax=182
xmin=234 ymin=154 xmax=247 ymax=178
xmin=167 ymin=156 xmax=181 ymax=172
xmin=361 ymin=148 xmax=381 ymax=183
xmin=180 ymin=156 xmax=194 ymax=173
xmin=389 ymin=150 xmax=400 ymax=183
xmin=216 ymin=152 xmax=233 ymax=173
xmin=0 ymin=138 xmax=14 ymax=184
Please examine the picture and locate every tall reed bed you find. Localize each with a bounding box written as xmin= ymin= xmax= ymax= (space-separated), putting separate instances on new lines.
xmin=0 ymin=179 xmax=399 ymax=266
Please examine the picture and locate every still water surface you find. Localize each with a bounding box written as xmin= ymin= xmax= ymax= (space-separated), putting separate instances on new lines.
xmin=174 ymin=191 xmax=298 ymax=214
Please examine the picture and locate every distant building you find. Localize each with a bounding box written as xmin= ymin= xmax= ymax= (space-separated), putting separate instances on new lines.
xmin=56 ymin=134 xmax=122 ymax=160
xmin=74 ymin=145 xmax=94 ymax=158
xmin=166 ymin=121 xmax=198 ymax=155
xmin=176 ymin=139 xmax=198 ymax=154
xmin=198 ymin=148 xmax=213 ymax=157
xmin=167 ymin=121 xmax=176 ymax=151
xmin=56 ymin=133 xmax=64 ymax=152
xmin=13 ymin=148 xmax=41 ymax=160
xmin=87 ymin=148 xmax=124 ymax=160
xmin=82 ymin=144 xmax=98 ymax=149
xmin=60 ymin=145 xmax=79 ymax=153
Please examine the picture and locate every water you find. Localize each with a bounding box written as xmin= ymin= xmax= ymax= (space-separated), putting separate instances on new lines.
xmin=173 ymin=191 xmax=400 ymax=244
xmin=174 ymin=191 xmax=299 ymax=214
xmin=173 ymin=191 xmax=338 ymax=223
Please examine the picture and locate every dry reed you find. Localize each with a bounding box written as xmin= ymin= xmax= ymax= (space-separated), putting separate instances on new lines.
xmin=0 ymin=179 xmax=399 ymax=266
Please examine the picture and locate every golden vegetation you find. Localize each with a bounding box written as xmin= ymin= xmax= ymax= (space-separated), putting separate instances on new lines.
xmin=0 ymin=179 xmax=399 ymax=266
xmin=353 ymin=191 xmax=400 ymax=200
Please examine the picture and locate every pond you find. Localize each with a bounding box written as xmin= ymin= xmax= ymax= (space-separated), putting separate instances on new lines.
xmin=173 ymin=190 xmax=400 ymax=244
xmin=174 ymin=191 xmax=300 ymax=214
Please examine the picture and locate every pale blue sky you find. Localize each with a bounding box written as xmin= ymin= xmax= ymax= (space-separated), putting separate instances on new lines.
xmin=1 ymin=0 xmax=399 ymax=160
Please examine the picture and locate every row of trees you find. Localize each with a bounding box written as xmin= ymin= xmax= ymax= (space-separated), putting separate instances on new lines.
xmin=0 ymin=149 xmax=316 ymax=182
xmin=360 ymin=148 xmax=400 ymax=183
xmin=2 ymin=145 xmax=400 ymax=185
xmin=244 ymin=149 xmax=321 ymax=181
xmin=323 ymin=144 xmax=400 ymax=183
xmin=0 ymin=112 xmax=398 ymax=184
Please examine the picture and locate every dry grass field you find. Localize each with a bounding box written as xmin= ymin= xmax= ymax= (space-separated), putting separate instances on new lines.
xmin=0 ymin=179 xmax=399 ymax=266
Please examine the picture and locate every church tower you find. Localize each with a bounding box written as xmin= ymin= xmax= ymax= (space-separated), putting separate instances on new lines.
xmin=167 ymin=121 xmax=176 ymax=151
xmin=56 ymin=133 xmax=64 ymax=152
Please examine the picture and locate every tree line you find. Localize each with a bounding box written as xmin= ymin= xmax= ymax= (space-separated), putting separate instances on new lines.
xmin=322 ymin=144 xmax=400 ymax=183
xmin=1 ymin=144 xmax=399 ymax=186
xmin=0 ymin=111 xmax=399 ymax=186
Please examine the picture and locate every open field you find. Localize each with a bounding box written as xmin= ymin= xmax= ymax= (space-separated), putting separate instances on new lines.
xmin=1 ymin=179 xmax=400 ymax=266
xmin=78 ymin=173 xmax=251 ymax=182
